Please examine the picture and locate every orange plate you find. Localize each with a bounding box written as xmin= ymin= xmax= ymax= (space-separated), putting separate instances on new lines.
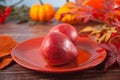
xmin=11 ymin=37 xmax=106 ymax=73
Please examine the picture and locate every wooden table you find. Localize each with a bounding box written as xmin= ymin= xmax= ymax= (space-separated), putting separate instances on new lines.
xmin=0 ymin=22 xmax=120 ymax=80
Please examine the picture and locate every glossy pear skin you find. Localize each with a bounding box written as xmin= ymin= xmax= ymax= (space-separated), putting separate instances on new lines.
xmin=40 ymin=32 xmax=79 ymax=66
xmin=49 ymin=23 xmax=79 ymax=44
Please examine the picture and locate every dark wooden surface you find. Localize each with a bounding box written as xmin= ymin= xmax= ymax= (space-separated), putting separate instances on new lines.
xmin=0 ymin=22 xmax=120 ymax=80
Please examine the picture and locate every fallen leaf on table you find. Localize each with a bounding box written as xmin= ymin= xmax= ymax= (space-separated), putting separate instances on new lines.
xmin=0 ymin=42 xmax=17 ymax=58
xmin=0 ymin=36 xmax=17 ymax=69
xmin=0 ymin=36 xmax=17 ymax=57
xmin=0 ymin=58 xmax=12 ymax=69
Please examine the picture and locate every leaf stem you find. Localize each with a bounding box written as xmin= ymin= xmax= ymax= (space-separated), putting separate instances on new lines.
xmin=39 ymin=0 xmax=43 ymax=5
xmin=66 ymin=0 xmax=69 ymax=2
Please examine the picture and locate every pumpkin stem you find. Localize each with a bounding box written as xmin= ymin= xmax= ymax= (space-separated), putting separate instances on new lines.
xmin=39 ymin=0 xmax=44 ymax=5
xmin=66 ymin=0 xmax=69 ymax=2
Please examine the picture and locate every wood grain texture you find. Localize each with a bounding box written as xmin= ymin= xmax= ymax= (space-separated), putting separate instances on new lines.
xmin=0 ymin=22 xmax=120 ymax=80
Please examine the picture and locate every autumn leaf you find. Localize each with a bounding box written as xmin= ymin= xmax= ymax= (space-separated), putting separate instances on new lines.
xmin=74 ymin=0 xmax=120 ymax=26
xmin=98 ymin=31 xmax=111 ymax=43
xmin=79 ymin=25 xmax=117 ymax=43
xmin=75 ymin=0 xmax=85 ymax=5
xmin=112 ymin=18 xmax=120 ymax=27
xmin=100 ymin=42 xmax=120 ymax=69
xmin=100 ymin=0 xmax=118 ymax=25
xmin=77 ymin=5 xmax=96 ymax=23
xmin=69 ymin=0 xmax=97 ymax=23
xmin=102 ymin=0 xmax=116 ymax=15
xmin=79 ymin=26 xmax=95 ymax=33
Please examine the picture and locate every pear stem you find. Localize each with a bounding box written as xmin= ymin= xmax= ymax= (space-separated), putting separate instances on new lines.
xmin=39 ymin=0 xmax=44 ymax=5
xmin=66 ymin=0 xmax=69 ymax=2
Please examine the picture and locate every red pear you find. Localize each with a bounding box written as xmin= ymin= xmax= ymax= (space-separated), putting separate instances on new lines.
xmin=49 ymin=23 xmax=79 ymax=44
xmin=40 ymin=32 xmax=79 ymax=66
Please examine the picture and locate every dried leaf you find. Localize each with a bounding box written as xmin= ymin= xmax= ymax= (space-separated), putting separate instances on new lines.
xmin=97 ymin=34 xmax=107 ymax=43
xmin=104 ymin=32 xmax=111 ymax=42
xmin=0 ymin=36 xmax=17 ymax=69
xmin=0 ymin=58 xmax=12 ymax=69
xmin=80 ymin=25 xmax=117 ymax=43
xmin=91 ymin=30 xmax=101 ymax=35
xmin=79 ymin=26 xmax=94 ymax=33
xmin=0 ymin=36 xmax=17 ymax=58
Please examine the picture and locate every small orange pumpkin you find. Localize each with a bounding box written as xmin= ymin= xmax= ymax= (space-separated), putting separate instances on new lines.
xmin=30 ymin=0 xmax=55 ymax=22
xmin=55 ymin=0 xmax=82 ymax=24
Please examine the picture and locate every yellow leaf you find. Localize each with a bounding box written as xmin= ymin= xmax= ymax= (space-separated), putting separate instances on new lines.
xmin=90 ymin=30 xmax=101 ymax=35
xmin=110 ymin=27 xmax=117 ymax=33
xmin=79 ymin=25 xmax=117 ymax=43
xmin=95 ymin=33 xmax=101 ymax=38
xmin=97 ymin=34 xmax=106 ymax=43
xmin=104 ymin=32 xmax=111 ymax=42
xmin=79 ymin=26 xmax=94 ymax=33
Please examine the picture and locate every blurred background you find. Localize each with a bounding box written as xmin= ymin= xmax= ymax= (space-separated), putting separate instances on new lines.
xmin=1 ymin=0 xmax=74 ymax=7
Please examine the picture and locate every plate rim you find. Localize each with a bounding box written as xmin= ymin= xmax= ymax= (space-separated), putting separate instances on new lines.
xmin=11 ymin=36 xmax=107 ymax=73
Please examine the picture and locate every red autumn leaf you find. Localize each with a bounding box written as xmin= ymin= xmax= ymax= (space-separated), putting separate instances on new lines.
xmin=102 ymin=0 xmax=116 ymax=13
xmin=0 ymin=7 xmax=11 ymax=24
xmin=112 ymin=18 xmax=120 ymax=32
xmin=105 ymin=57 xmax=116 ymax=69
xmin=4 ymin=7 xmax=11 ymax=16
xmin=99 ymin=0 xmax=118 ymax=24
xmin=0 ymin=9 xmax=2 ymax=17
xmin=116 ymin=0 xmax=120 ymax=6
xmin=77 ymin=5 xmax=96 ymax=23
xmin=0 ymin=9 xmax=5 ymax=23
xmin=100 ymin=42 xmax=120 ymax=69
xmin=112 ymin=18 xmax=120 ymax=27
xmin=117 ymin=54 xmax=120 ymax=66
xmin=93 ymin=11 xmax=105 ymax=21
xmin=75 ymin=0 xmax=85 ymax=5
xmin=76 ymin=0 xmax=120 ymax=25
